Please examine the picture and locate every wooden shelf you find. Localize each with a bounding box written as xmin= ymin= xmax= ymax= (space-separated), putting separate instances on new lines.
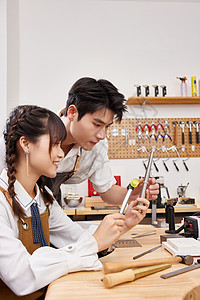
xmin=126 ymin=96 xmax=200 ymax=105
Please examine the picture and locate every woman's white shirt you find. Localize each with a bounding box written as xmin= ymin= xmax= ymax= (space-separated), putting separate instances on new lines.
xmin=0 ymin=169 xmax=101 ymax=296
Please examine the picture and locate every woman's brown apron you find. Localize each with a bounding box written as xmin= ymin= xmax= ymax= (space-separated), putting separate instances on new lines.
xmin=0 ymin=187 xmax=50 ymax=300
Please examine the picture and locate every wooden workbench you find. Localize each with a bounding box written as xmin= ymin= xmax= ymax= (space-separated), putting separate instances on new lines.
xmin=45 ymin=224 xmax=200 ymax=300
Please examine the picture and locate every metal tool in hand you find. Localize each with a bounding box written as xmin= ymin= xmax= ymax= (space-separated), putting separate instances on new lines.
xmin=138 ymin=148 xmax=155 ymax=207
xmin=119 ymin=178 xmax=140 ymax=214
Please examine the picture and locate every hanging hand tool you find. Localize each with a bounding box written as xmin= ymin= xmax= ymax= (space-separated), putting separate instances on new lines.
xmin=137 ymin=146 xmax=148 ymax=170
xmin=158 ymin=146 xmax=170 ymax=172
xmin=156 ymin=121 xmax=164 ymax=142
xmin=121 ymin=128 xmax=129 ymax=148
xmin=161 ymin=261 xmax=200 ymax=279
xmin=136 ymin=122 xmax=144 ymax=143
xmin=160 ymin=85 xmax=167 ymax=97
xmin=143 ymin=85 xmax=150 ymax=97
xmin=186 ymin=121 xmax=193 ymax=144
xmin=111 ymin=128 xmax=118 ymax=137
xmin=164 ymin=119 xmax=170 ymax=132
xmin=142 ymin=122 xmax=151 ymax=141
xmin=180 ymin=122 xmax=185 ymax=144
xmin=193 ymin=121 xmax=199 ymax=144
xmin=152 ymin=147 xmax=159 ymax=172
xmin=150 ymin=122 xmax=156 ymax=140
xmin=133 ymin=244 xmax=162 ymax=260
xmin=102 ymin=264 xmax=171 ymax=288
xmin=163 ymin=119 xmax=172 ymax=142
xmin=173 ymin=121 xmax=178 ymax=145
xmin=182 ymin=147 xmax=189 ymax=171
xmin=167 ymin=146 xmax=180 ymax=172
xmin=183 ymin=158 xmax=189 ymax=171
xmin=103 ymin=255 xmax=193 ymax=274
xmin=134 ymin=84 xmax=141 ymax=97
xmin=152 ymin=85 xmax=159 ymax=97
xmin=163 ymin=132 xmax=172 ymax=142
xmin=119 ymin=178 xmax=140 ymax=214
xmin=137 ymin=148 xmax=155 ymax=208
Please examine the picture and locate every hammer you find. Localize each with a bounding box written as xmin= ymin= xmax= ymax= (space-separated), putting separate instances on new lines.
xmin=103 ymin=255 xmax=193 ymax=274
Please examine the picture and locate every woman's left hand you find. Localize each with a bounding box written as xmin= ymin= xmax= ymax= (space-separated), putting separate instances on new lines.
xmin=123 ymin=197 xmax=149 ymax=230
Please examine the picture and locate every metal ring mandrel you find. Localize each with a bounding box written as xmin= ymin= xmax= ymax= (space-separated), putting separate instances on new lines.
xmin=138 ymin=149 xmax=155 ymax=208
xmin=119 ymin=178 xmax=139 ymax=214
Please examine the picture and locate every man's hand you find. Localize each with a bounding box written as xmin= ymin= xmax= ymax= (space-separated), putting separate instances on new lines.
xmin=130 ymin=177 xmax=159 ymax=201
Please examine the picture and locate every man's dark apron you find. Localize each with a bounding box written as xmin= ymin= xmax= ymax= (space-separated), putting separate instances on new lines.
xmin=45 ymin=154 xmax=81 ymax=206
xmin=0 ymin=187 xmax=50 ymax=300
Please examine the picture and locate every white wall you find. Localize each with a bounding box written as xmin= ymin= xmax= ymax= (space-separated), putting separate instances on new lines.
xmin=0 ymin=0 xmax=7 ymax=134
xmin=6 ymin=0 xmax=200 ymax=201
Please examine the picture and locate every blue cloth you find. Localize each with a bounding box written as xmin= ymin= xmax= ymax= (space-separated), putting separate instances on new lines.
xmin=31 ymin=202 xmax=48 ymax=247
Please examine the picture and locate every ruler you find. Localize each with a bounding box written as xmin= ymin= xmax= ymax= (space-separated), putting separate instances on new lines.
xmin=114 ymin=239 xmax=141 ymax=248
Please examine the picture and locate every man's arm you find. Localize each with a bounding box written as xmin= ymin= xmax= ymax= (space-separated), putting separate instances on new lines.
xmin=99 ymin=178 xmax=159 ymax=206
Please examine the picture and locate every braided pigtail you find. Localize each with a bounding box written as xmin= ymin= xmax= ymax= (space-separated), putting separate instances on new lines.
xmin=37 ymin=176 xmax=54 ymax=205
xmin=4 ymin=107 xmax=32 ymax=218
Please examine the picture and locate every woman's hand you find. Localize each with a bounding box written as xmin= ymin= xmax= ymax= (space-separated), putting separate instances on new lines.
xmin=93 ymin=213 xmax=126 ymax=252
xmin=93 ymin=198 xmax=149 ymax=252
xmin=123 ymin=197 xmax=149 ymax=231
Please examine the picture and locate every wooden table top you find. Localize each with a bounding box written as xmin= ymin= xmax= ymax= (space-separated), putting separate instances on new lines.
xmin=45 ymin=225 xmax=200 ymax=300
xmin=76 ymin=204 xmax=200 ymax=215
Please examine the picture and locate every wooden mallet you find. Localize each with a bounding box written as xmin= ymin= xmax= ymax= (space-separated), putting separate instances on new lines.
xmin=103 ymin=255 xmax=193 ymax=274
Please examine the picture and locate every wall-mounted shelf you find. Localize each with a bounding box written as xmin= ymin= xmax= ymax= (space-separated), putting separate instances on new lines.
xmin=126 ymin=97 xmax=200 ymax=105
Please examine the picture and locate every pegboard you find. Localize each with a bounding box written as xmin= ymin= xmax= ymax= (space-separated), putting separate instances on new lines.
xmin=107 ymin=118 xmax=200 ymax=159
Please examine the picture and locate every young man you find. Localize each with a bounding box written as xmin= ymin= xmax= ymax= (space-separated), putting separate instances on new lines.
xmin=45 ymin=77 xmax=159 ymax=206
xmin=0 ymin=77 xmax=158 ymax=206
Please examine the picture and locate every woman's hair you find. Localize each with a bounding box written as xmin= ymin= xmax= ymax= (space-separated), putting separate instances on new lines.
xmin=4 ymin=105 xmax=66 ymax=218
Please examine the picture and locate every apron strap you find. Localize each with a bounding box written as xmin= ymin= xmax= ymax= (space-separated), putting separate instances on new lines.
xmin=0 ymin=186 xmax=13 ymax=207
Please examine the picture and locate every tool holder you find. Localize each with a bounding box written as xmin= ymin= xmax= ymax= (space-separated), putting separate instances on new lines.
xmin=107 ymin=117 xmax=200 ymax=159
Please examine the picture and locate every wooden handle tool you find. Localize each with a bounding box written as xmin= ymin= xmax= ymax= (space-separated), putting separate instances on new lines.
xmin=102 ymin=263 xmax=171 ymax=288
xmin=103 ymin=255 xmax=193 ymax=274
xmin=173 ymin=121 xmax=178 ymax=145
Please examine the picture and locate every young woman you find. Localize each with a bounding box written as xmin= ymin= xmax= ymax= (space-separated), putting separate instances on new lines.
xmin=0 ymin=105 xmax=149 ymax=299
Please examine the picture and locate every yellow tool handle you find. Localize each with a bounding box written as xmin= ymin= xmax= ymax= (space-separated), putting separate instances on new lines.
xmin=103 ymin=257 xmax=180 ymax=274
xmin=102 ymin=264 xmax=171 ymax=288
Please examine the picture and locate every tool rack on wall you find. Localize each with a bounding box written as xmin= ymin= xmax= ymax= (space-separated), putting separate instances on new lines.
xmin=107 ymin=117 xmax=200 ymax=160
xmin=107 ymin=96 xmax=200 ymax=161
